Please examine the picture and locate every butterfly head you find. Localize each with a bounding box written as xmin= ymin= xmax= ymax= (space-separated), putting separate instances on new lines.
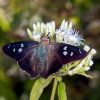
xmin=40 ymin=37 xmax=50 ymax=46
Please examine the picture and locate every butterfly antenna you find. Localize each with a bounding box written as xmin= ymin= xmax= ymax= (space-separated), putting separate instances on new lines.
xmin=47 ymin=32 xmax=50 ymax=38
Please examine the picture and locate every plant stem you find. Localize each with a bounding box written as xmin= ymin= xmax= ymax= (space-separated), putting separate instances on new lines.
xmin=50 ymin=77 xmax=58 ymax=100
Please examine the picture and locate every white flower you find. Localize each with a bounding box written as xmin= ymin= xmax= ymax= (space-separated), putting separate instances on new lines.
xmin=27 ymin=21 xmax=55 ymax=41
xmin=63 ymin=29 xmax=84 ymax=46
xmin=56 ymin=20 xmax=83 ymax=46
xmin=56 ymin=19 xmax=72 ymax=32
xmin=27 ymin=19 xmax=83 ymax=46
xmin=55 ymin=20 xmax=73 ymax=43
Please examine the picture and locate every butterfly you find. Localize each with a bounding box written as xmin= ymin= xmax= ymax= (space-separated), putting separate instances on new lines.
xmin=2 ymin=37 xmax=87 ymax=78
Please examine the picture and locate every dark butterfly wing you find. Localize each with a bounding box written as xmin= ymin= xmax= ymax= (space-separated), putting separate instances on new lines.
xmin=2 ymin=41 xmax=88 ymax=78
xmin=43 ymin=43 xmax=88 ymax=77
xmin=3 ymin=41 xmax=39 ymax=61
xmin=56 ymin=43 xmax=88 ymax=64
xmin=2 ymin=41 xmax=39 ymax=77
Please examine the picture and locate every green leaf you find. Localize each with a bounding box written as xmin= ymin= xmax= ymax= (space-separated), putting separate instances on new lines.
xmin=78 ymin=72 xmax=93 ymax=78
xmin=0 ymin=68 xmax=11 ymax=86
xmin=58 ymin=82 xmax=67 ymax=100
xmin=0 ymin=8 xmax=10 ymax=31
xmin=0 ymin=82 xmax=17 ymax=100
xmin=30 ymin=76 xmax=53 ymax=100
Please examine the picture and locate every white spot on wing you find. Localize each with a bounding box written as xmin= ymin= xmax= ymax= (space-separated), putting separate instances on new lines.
xmin=79 ymin=49 xmax=81 ymax=53
xmin=13 ymin=48 xmax=16 ymax=52
xmin=21 ymin=43 xmax=24 ymax=47
xmin=18 ymin=48 xmax=22 ymax=53
xmin=70 ymin=52 xmax=73 ymax=56
xmin=63 ymin=51 xmax=68 ymax=56
xmin=63 ymin=46 xmax=67 ymax=50
xmin=8 ymin=45 xmax=10 ymax=48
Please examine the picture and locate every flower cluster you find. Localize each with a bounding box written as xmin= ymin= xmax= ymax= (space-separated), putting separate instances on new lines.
xmin=27 ymin=20 xmax=83 ymax=46
xmin=27 ymin=21 xmax=55 ymax=41
xmin=55 ymin=20 xmax=84 ymax=46
xmin=27 ymin=20 xmax=96 ymax=77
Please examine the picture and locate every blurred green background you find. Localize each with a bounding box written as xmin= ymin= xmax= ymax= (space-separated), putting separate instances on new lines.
xmin=0 ymin=0 xmax=100 ymax=100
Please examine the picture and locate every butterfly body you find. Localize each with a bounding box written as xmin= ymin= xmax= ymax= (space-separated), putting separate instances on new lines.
xmin=2 ymin=38 xmax=88 ymax=78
